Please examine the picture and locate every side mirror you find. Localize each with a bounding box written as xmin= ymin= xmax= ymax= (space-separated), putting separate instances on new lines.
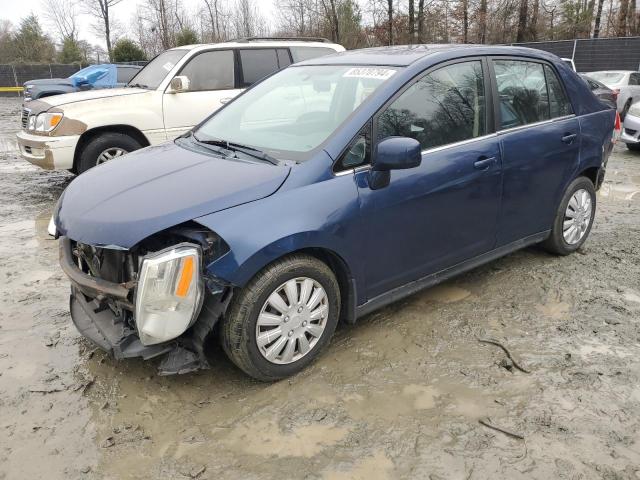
xmin=369 ymin=137 xmax=421 ymax=190
xmin=169 ymin=75 xmax=190 ymax=93
xmin=373 ymin=136 xmax=422 ymax=171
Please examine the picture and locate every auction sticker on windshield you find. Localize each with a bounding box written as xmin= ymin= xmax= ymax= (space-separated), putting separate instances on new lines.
xmin=162 ymin=62 xmax=175 ymax=71
xmin=343 ymin=67 xmax=396 ymax=80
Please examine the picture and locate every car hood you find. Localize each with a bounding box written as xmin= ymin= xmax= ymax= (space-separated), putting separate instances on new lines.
xmin=32 ymin=87 xmax=146 ymax=108
xmin=25 ymin=78 xmax=73 ymax=87
xmin=55 ymin=141 xmax=291 ymax=249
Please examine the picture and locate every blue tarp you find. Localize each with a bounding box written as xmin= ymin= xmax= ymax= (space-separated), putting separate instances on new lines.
xmin=70 ymin=64 xmax=116 ymax=87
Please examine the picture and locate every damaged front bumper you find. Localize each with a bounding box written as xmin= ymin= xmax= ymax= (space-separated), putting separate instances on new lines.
xmin=60 ymin=236 xmax=232 ymax=374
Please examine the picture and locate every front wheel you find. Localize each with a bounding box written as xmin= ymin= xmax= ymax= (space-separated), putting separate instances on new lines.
xmin=542 ymin=176 xmax=596 ymax=255
xmin=76 ymin=133 xmax=142 ymax=174
xmin=221 ymin=254 xmax=340 ymax=381
xmin=626 ymin=142 xmax=640 ymax=151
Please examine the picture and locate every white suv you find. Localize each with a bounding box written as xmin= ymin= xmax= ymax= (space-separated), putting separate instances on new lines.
xmin=16 ymin=38 xmax=345 ymax=173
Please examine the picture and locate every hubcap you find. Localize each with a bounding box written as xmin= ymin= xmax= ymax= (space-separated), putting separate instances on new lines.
xmin=563 ymin=188 xmax=592 ymax=245
xmin=96 ymin=147 xmax=127 ymax=165
xmin=255 ymin=277 xmax=329 ymax=365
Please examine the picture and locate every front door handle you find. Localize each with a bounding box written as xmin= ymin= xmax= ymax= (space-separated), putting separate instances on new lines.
xmin=474 ymin=156 xmax=496 ymax=170
xmin=561 ymin=133 xmax=577 ymax=144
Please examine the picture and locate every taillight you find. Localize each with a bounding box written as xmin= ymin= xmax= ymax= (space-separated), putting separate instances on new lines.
xmin=613 ymin=111 xmax=621 ymax=143
xmin=612 ymin=88 xmax=619 ymax=101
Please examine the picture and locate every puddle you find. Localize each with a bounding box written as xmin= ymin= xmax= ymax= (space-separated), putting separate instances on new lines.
xmin=420 ymin=284 xmax=472 ymax=303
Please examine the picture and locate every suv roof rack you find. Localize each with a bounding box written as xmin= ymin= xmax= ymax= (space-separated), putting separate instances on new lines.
xmin=229 ymin=36 xmax=333 ymax=44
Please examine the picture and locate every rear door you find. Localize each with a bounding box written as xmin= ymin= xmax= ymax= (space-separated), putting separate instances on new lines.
xmin=491 ymin=58 xmax=579 ymax=245
xmin=162 ymin=49 xmax=240 ymax=138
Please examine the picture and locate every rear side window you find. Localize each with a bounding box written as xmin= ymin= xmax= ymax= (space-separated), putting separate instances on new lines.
xmin=544 ymin=65 xmax=573 ymax=118
xmin=179 ymin=50 xmax=234 ymax=91
xmin=494 ymin=60 xmax=550 ymax=129
xmin=240 ymin=49 xmax=279 ymax=86
xmin=290 ymin=46 xmax=337 ymax=62
xmin=377 ymin=60 xmax=486 ymax=150
xmin=116 ymin=67 xmax=139 ymax=83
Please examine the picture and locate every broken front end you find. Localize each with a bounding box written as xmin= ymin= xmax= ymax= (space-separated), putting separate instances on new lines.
xmin=59 ymin=225 xmax=232 ymax=375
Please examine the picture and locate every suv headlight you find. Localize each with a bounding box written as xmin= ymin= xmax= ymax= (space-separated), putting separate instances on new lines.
xmin=28 ymin=112 xmax=63 ymax=133
xmin=628 ymin=103 xmax=640 ymax=118
xmin=135 ymin=244 xmax=204 ymax=346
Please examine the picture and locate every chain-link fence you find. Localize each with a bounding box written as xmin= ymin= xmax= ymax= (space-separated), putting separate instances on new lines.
xmin=512 ymin=36 xmax=640 ymax=72
xmin=0 ymin=64 xmax=82 ymax=96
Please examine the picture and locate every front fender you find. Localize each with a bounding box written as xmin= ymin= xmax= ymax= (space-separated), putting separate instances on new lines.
xmin=194 ymin=172 xmax=365 ymax=297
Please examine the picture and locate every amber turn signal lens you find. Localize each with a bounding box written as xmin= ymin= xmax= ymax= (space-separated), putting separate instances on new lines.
xmin=175 ymin=256 xmax=194 ymax=298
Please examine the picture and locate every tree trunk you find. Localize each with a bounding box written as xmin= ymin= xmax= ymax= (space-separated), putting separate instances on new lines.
xmin=530 ymin=0 xmax=539 ymax=40
xmin=593 ymin=0 xmax=605 ymax=37
xmin=516 ymin=0 xmax=528 ymax=42
xmin=103 ymin=2 xmax=112 ymax=61
xmin=630 ymin=0 xmax=637 ymax=35
xmin=387 ymin=0 xmax=393 ymax=45
xmin=479 ymin=0 xmax=487 ymax=43
xmin=329 ymin=0 xmax=340 ymax=44
xmin=409 ymin=0 xmax=415 ymax=43
xmin=618 ymin=0 xmax=629 ymax=36
xmin=463 ymin=0 xmax=469 ymax=43
xmin=417 ymin=0 xmax=425 ymax=42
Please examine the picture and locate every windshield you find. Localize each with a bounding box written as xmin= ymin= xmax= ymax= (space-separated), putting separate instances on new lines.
xmin=127 ymin=49 xmax=187 ymax=89
xmin=69 ymin=65 xmax=113 ymax=87
xmin=588 ymin=72 xmax=625 ymax=86
xmin=194 ymin=65 xmax=398 ymax=160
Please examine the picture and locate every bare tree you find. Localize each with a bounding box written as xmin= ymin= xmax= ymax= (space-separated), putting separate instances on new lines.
xmin=85 ymin=0 xmax=124 ymax=60
xmin=387 ymin=0 xmax=393 ymax=45
xmin=618 ymin=0 xmax=629 ymax=35
xmin=43 ymin=0 xmax=79 ymax=42
xmin=516 ymin=0 xmax=528 ymax=41
xmin=478 ymin=0 xmax=488 ymax=43
xmin=592 ymin=0 xmax=605 ymax=37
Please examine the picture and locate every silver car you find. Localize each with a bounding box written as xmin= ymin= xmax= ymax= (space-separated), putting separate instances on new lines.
xmin=621 ymin=102 xmax=640 ymax=151
xmin=586 ymin=71 xmax=640 ymax=117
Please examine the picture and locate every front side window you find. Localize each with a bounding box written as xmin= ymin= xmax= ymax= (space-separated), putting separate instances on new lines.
xmin=128 ymin=49 xmax=187 ymax=89
xmin=494 ymin=60 xmax=549 ymax=129
xmin=629 ymin=73 xmax=640 ymax=86
xmin=377 ymin=61 xmax=486 ymax=150
xmin=179 ymin=50 xmax=234 ymax=91
xmin=195 ymin=65 xmax=397 ymax=160
xmin=239 ymin=49 xmax=279 ymax=86
xmin=544 ymin=65 xmax=573 ymax=118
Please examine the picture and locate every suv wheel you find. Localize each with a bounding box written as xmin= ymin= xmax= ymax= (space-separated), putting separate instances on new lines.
xmin=542 ymin=176 xmax=596 ymax=255
xmin=221 ymin=254 xmax=340 ymax=381
xmin=77 ymin=133 xmax=142 ymax=174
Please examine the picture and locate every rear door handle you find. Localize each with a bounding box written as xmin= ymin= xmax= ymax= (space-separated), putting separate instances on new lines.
xmin=561 ymin=133 xmax=577 ymax=144
xmin=474 ymin=156 xmax=496 ymax=170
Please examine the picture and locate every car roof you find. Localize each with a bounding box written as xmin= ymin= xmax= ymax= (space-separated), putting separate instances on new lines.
xmin=588 ymin=70 xmax=635 ymax=74
xmin=170 ymin=41 xmax=344 ymax=52
xmin=298 ymin=44 xmax=562 ymax=67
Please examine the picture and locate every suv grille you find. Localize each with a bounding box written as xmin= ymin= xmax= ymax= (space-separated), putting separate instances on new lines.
xmin=21 ymin=108 xmax=29 ymax=129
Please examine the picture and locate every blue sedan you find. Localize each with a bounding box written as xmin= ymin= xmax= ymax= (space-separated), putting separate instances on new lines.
xmin=53 ymin=45 xmax=616 ymax=380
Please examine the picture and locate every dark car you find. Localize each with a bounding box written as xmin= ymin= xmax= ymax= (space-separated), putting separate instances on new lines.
xmin=23 ymin=64 xmax=142 ymax=102
xmin=580 ymin=74 xmax=617 ymax=109
xmin=52 ymin=45 xmax=616 ymax=381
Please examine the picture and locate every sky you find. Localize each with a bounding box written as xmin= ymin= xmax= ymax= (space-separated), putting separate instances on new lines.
xmin=0 ymin=0 xmax=279 ymax=50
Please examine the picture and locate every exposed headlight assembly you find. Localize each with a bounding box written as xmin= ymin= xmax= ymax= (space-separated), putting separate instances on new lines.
xmin=135 ymin=244 xmax=204 ymax=346
xmin=27 ymin=112 xmax=63 ymax=133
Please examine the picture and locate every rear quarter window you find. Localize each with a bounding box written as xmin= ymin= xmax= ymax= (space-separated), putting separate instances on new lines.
xmin=290 ymin=46 xmax=338 ymax=63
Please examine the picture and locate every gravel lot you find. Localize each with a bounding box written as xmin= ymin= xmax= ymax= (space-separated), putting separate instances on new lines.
xmin=1 ymin=96 xmax=639 ymax=480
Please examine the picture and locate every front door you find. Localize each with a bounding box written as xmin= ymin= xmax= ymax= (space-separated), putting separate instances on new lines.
xmin=356 ymin=59 xmax=502 ymax=300
xmin=163 ymin=49 xmax=242 ymax=139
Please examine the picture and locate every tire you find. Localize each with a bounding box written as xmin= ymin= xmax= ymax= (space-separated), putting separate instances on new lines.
xmin=542 ymin=176 xmax=596 ymax=256
xmin=626 ymin=142 xmax=640 ymax=151
xmin=221 ymin=254 xmax=340 ymax=381
xmin=76 ymin=132 xmax=142 ymax=174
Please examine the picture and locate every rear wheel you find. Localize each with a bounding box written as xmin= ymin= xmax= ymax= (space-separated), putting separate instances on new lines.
xmin=542 ymin=176 xmax=596 ymax=255
xmin=221 ymin=254 xmax=340 ymax=381
xmin=76 ymin=133 xmax=142 ymax=174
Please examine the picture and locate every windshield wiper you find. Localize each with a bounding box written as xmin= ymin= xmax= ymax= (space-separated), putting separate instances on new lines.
xmin=194 ymin=136 xmax=281 ymax=165
xmin=127 ymin=82 xmax=149 ymax=89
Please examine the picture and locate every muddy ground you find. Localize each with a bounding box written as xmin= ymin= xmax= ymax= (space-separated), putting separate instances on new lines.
xmin=0 ymin=96 xmax=639 ymax=480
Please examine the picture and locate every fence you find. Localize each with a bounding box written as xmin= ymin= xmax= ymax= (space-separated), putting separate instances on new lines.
xmin=0 ymin=64 xmax=82 ymax=96
xmin=512 ymin=36 xmax=640 ymax=72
